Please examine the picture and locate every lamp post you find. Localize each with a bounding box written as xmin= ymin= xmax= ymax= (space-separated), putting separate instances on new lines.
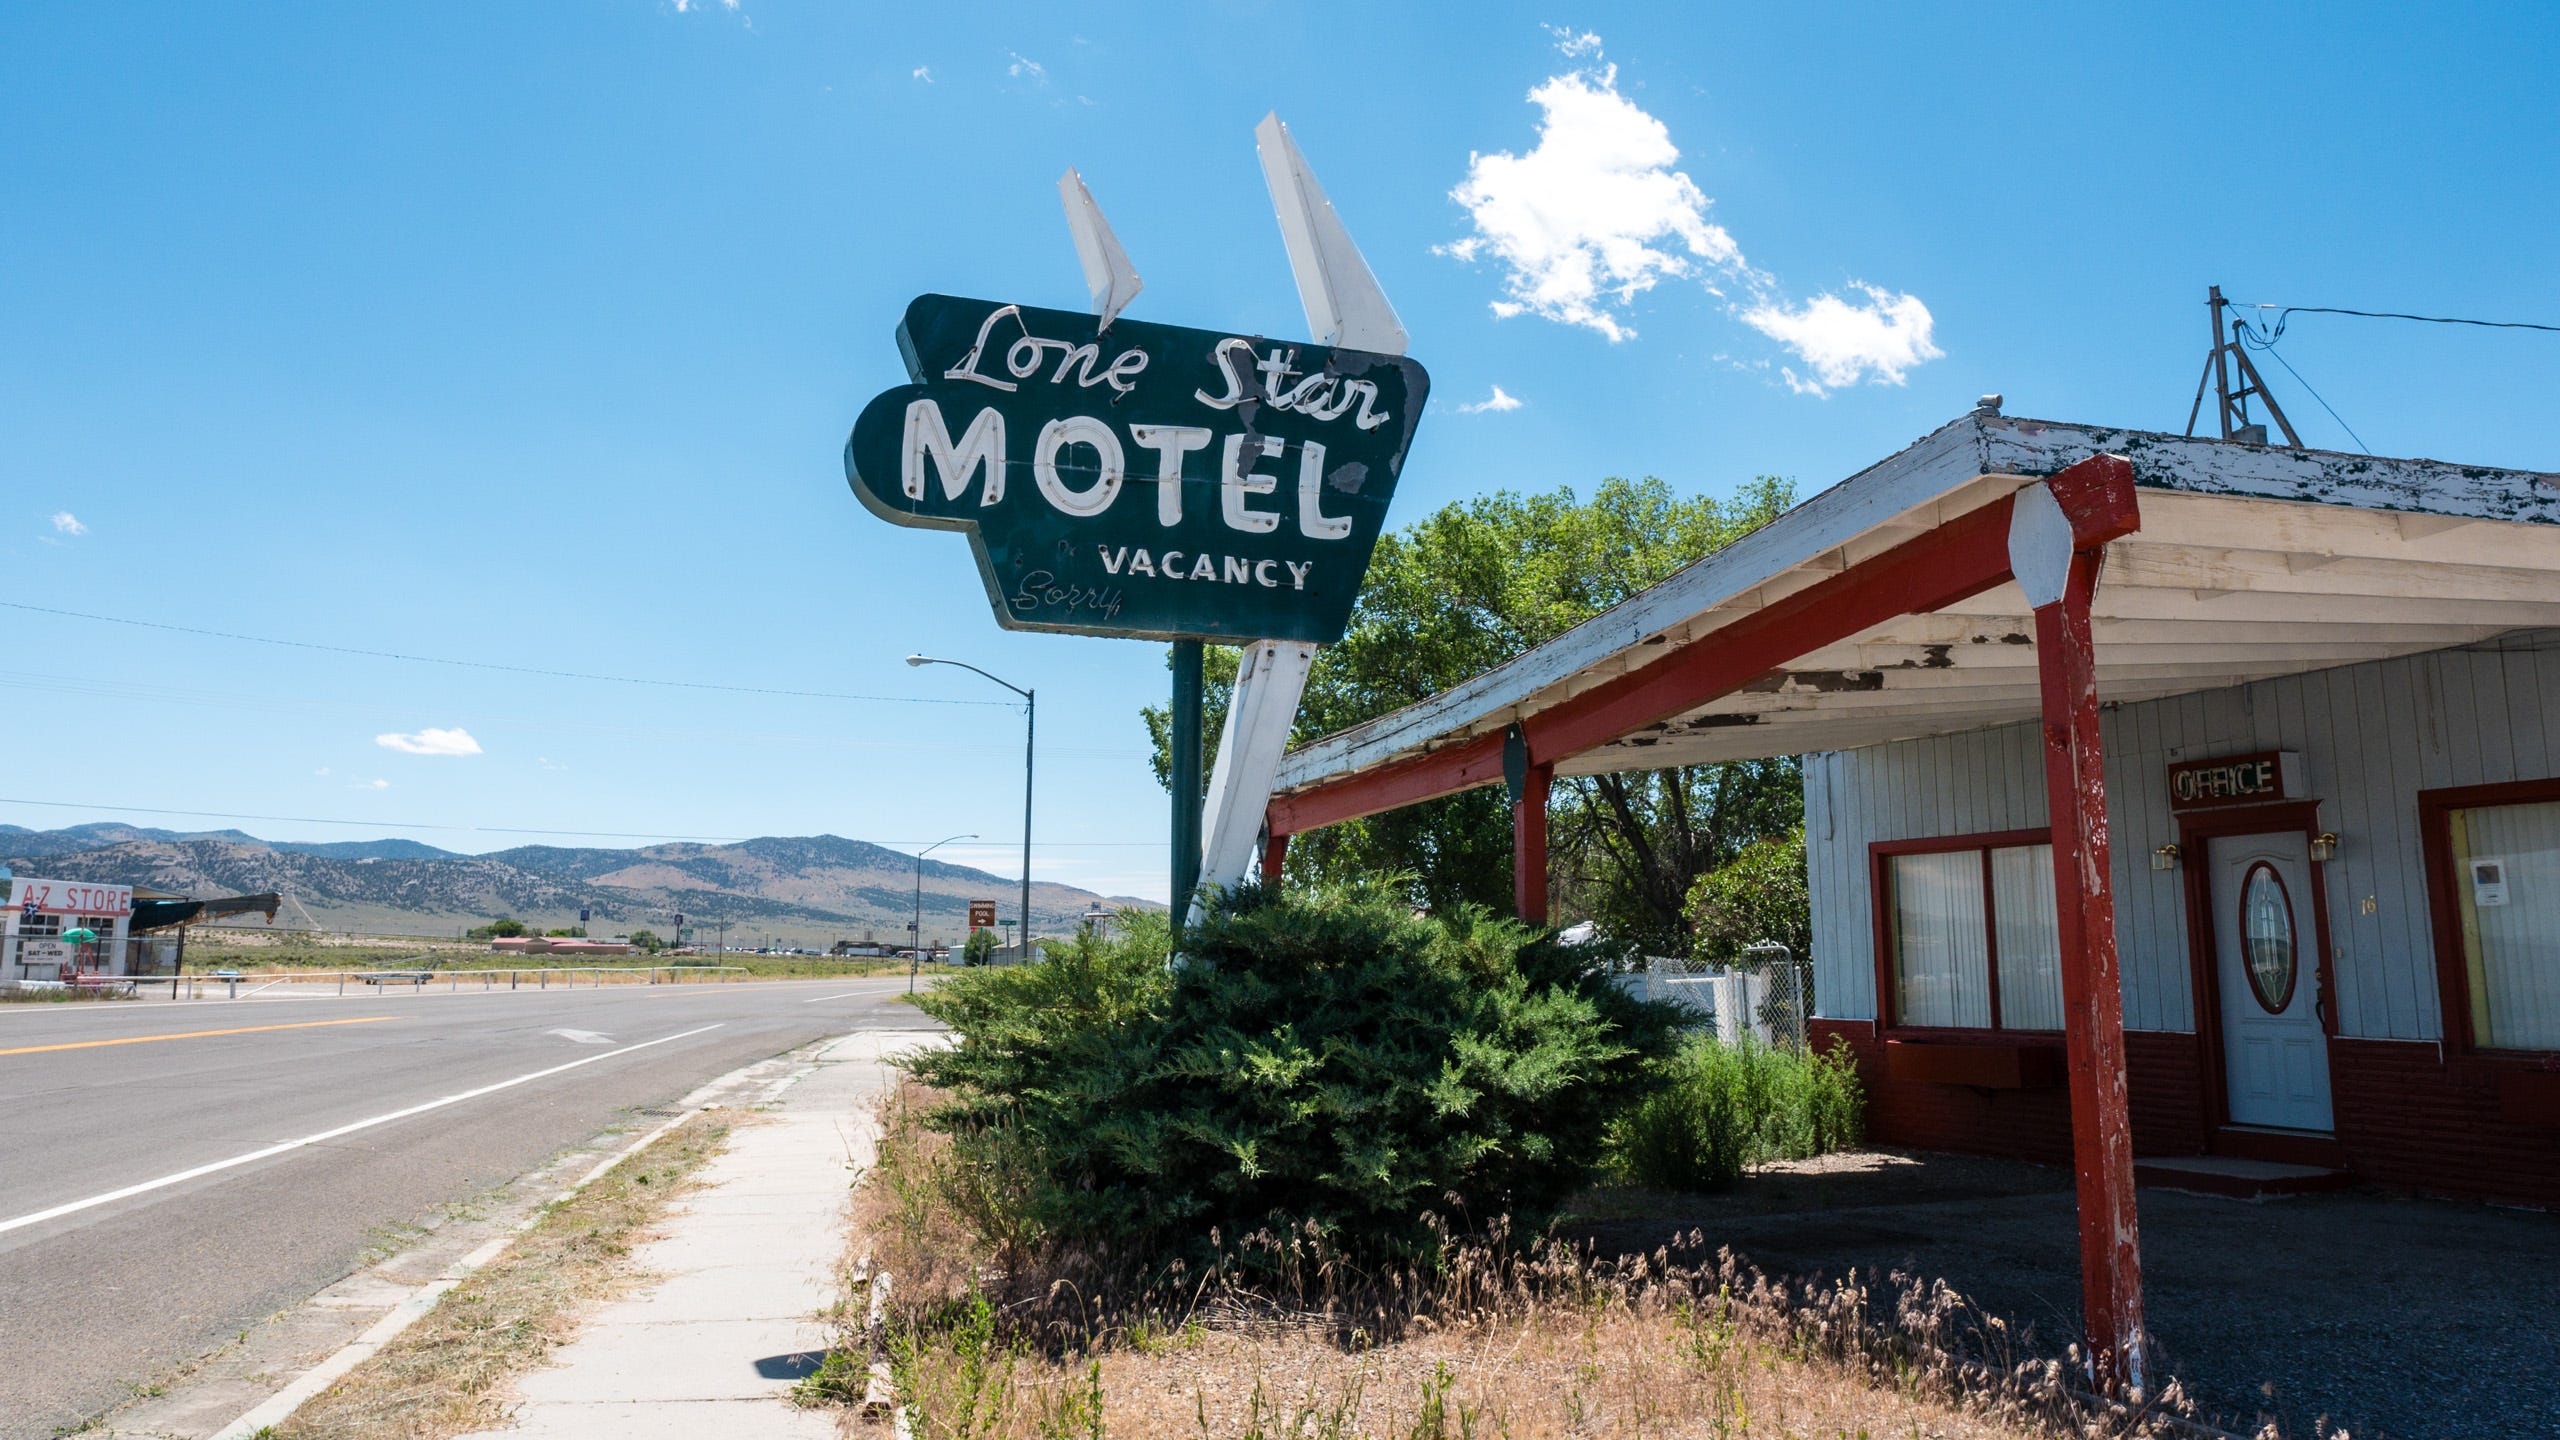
xmin=907 ymin=654 xmax=1036 ymax=963
xmin=909 ymin=832 xmax=974 ymax=993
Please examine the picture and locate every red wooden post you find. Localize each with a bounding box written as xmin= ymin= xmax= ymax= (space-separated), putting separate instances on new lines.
xmin=1512 ymin=762 xmax=1553 ymax=926
xmin=1260 ymin=830 xmax=1289 ymax=888
xmin=2015 ymin=474 xmax=2148 ymax=1394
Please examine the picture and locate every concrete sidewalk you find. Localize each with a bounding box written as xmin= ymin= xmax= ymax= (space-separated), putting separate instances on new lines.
xmin=458 ymin=1027 xmax=921 ymax=1439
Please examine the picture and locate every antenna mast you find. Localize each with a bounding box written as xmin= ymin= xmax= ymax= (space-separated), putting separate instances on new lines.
xmin=2185 ymin=285 xmax=2302 ymax=446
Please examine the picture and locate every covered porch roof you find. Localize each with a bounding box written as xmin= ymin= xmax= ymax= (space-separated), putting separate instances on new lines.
xmin=1267 ymin=411 xmax=2560 ymax=830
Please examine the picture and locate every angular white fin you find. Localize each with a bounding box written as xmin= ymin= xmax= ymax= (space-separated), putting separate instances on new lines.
xmin=1253 ymin=113 xmax=1408 ymax=356
xmin=1193 ymin=640 xmax=1316 ymax=924
xmin=1058 ymin=167 xmax=1143 ymax=331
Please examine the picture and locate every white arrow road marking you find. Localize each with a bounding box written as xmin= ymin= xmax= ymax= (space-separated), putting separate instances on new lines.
xmin=0 ymin=1023 xmax=724 ymax=1236
xmin=547 ymin=1029 xmax=615 ymax=1045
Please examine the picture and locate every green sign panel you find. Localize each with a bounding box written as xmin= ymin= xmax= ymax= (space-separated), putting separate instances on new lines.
xmin=845 ymin=294 xmax=1430 ymax=643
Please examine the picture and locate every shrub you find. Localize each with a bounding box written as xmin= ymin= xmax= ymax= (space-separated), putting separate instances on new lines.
xmin=1608 ymin=1034 xmax=1865 ymax=1192
xmin=962 ymin=928 xmax=998 ymax=966
xmin=902 ymin=882 xmax=1685 ymax=1271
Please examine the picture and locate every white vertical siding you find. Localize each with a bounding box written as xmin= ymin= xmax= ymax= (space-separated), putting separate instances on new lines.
xmin=1805 ymin=632 xmax=2560 ymax=1041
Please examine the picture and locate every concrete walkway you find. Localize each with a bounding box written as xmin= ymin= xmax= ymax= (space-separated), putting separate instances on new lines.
xmin=459 ymin=1028 xmax=919 ymax=1439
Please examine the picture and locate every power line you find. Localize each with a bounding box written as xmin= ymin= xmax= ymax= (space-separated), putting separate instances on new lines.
xmin=0 ymin=796 xmax=1159 ymax=847
xmin=2232 ymin=321 xmax=2371 ymax=454
xmin=2237 ymin=302 xmax=2560 ymax=335
xmin=0 ymin=601 xmax=1014 ymax=708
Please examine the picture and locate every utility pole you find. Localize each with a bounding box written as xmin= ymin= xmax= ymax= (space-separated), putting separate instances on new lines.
xmin=905 ymin=655 xmax=1036 ymax=965
xmin=2185 ymin=285 xmax=2303 ymax=447
xmin=909 ymin=833 xmax=974 ymax=993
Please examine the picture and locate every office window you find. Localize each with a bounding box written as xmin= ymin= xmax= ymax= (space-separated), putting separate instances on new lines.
xmin=1883 ymin=835 xmax=2063 ymax=1031
xmin=2429 ymin=786 xmax=2560 ymax=1053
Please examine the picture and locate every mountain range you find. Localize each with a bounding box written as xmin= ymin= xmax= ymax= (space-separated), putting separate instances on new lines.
xmin=0 ymin=824 xmax=1154 ymax=945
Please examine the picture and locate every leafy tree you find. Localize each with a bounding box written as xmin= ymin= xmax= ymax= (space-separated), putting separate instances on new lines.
xmin=471 ymin=918 xmax=527 ymax=939
xmin=545 ymin=926 xmax=587 ymax=938
xmin=962 ymin=927 xmax=999 ymax=966
xmin=1684 ymin=826 xmax=1812 ymax=966
xmin=1144 ymin=476 xmax=1802 ymax=949
xmin=1552 ymin=760 xmax=1803 ymax=955
xmin=627 ymin=928 xmax=664 ymax=953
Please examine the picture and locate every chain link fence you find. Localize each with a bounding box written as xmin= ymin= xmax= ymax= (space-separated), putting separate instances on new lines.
xmin=1613 ymin=943 xmax=1813 ymax=1052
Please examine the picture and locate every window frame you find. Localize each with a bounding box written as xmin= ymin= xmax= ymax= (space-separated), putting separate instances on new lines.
xmin=2418 ymin=775 xmax=2560 ymax=1061
xmin=1870 ymin=827 xmax=2061 ymax=1038
xmin=2235 ymin=861 xmax=2302 ymax=1016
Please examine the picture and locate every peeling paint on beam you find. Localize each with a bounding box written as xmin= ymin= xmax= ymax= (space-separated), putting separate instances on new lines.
xmin=1977 ymin=416 xmax=2560 ymax=526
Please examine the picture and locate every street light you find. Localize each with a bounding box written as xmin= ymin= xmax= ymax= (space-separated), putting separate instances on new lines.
xmin=907 ymin=654 xmax=1036 ymax=964
xmin=909 ymin=832 xmax=974 ymax=992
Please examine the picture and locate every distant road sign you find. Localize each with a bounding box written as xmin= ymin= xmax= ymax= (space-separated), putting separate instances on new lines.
xmin=967 ymin=900 xmax=998 ymax=930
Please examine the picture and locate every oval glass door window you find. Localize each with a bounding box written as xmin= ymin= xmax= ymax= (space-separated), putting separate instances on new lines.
xmin=2238 ymin=861 xmax=2298 ymax=1014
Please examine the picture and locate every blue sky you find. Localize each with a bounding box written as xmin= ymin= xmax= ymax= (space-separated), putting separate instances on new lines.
xmin=4 ymin=2 xmax=2555 ymax=903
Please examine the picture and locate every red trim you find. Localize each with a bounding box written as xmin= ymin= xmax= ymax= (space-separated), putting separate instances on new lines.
xmin=2175 ymin=800 xmax=2343 ymax=1151
xmin=1260 ymin=831 xmax=1289 ymax=888
xmin=1868 ymin=828 xmax=2054 ymax=1035
xmin=1885 ymin=1035 xmax=2066 ymax=1089
xmin=1512 ymin=762 xmax=1553 ymax=926
xmin=1269 ymin=730 xmax=1506 ymax=836
xmin=2416 ymin=775 xmax=2560 ymax=1062
xmin=1268 ymin=455 xmax=2143 ymax=837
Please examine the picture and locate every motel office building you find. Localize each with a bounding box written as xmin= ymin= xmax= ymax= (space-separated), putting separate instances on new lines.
xmin=1803 ymin=636 xmax=2559 ymax=1203
xmin=1261 ymin=412 xmax=2560 ymax=1210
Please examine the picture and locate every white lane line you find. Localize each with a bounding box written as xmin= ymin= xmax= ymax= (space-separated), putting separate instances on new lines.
xmin=800 ymin=991 xmax=879 ymax=1003
xmin=0 ymin=1023 xmax=725 ymax=1237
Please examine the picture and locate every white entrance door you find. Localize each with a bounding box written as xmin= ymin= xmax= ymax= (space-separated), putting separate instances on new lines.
xmin=2210 ymin=831 xmax=2333 ymax=1132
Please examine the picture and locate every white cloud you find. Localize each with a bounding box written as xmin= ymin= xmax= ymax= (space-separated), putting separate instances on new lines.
xmin=375 ymin=726 xmax=484 ymax=757
xmin=1443 ymin=34 xmax=1940 ymax=393
xmin=671 ymin=0 xmax=740 ymax=11
xmin=1007 ymin=51 xmax=1046 ymax=81
xmin=1440 ymin=62 xmax=1741 ymax=342
xmin=50 ymin=512 xmax=85 ymax=536
xmin=1458 ymin=385 xmax=1526 ymax=414
xmin=355 ymin=778 xmax=390 ymax=791
xmin=1544 ymin=24 xmax=1604 ymax=57
xmin=314 ymin=766 xmax=332 ymax=777
xmin=912 ymin=65 xmax=932 ymax=83
xmin=1741 ymin=285 xmax=1942 ymax=393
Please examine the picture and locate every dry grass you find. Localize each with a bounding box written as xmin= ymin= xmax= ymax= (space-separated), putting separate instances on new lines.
xmin=895 ymin=1305 xmax=2056 ymax=1440
xmin=272 ymin=1111 xmax=734 ymax=1440
xmin=817 ymin=1081 xmax=2203 ymax=1440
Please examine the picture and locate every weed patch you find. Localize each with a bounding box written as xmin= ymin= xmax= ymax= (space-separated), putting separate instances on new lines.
xmin=1606 ymin=1033 xmax=1864 ymax=1191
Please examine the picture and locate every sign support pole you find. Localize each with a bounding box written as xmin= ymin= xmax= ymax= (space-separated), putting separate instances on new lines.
xmin=1169 ymin=640 xmax=1206 ymax=936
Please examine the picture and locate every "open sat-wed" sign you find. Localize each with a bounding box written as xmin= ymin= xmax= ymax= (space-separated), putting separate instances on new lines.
xmin=845 ymin=294 xmax=1429 ymax=643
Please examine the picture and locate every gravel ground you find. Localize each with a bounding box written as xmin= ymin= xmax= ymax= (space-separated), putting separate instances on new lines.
xmin=1568 ymin=1152 xmax=2559 ymax=1440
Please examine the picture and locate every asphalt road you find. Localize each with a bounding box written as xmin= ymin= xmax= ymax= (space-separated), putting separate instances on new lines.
xmin=0 ymin=976 xmax=937 ymax=1440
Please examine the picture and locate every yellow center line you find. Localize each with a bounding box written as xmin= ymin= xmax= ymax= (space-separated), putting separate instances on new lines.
xmin=0 ymin=1016 xmax=400 ymax=1057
